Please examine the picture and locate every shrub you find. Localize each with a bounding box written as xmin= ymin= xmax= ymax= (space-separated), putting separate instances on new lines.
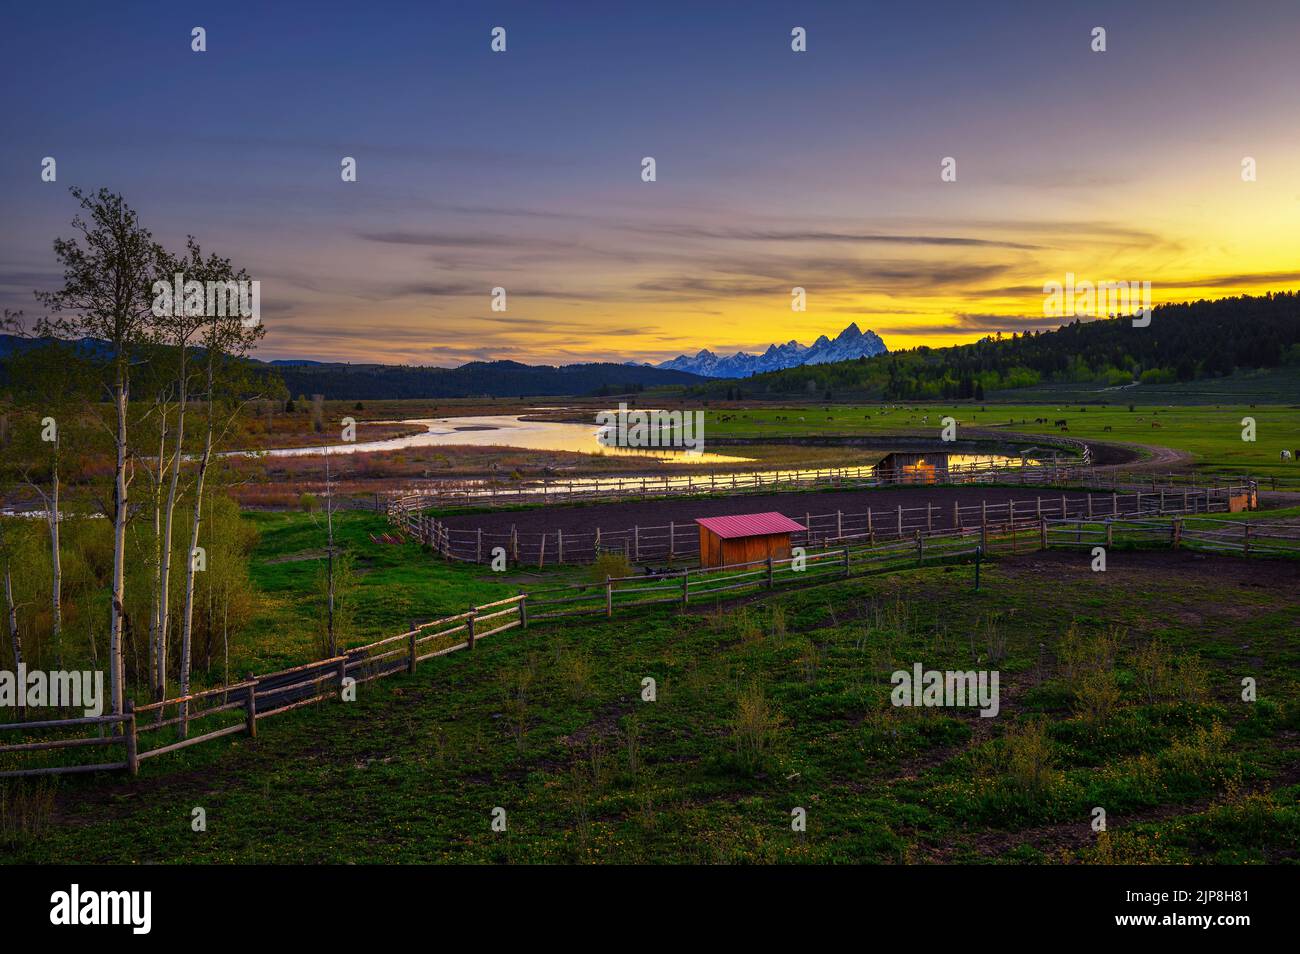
xmin=769 ymin=604 xmax=787 ymax=641
xmin=1134 ymin=638 xmax=1209 ymax=705
xmin=588 ymin=550 xmax=633 ymax=583
xmin=732 ymin=681 xmax=785 ymax=773
xmin=1073 ymin=666 xmax=1122 ymax=725
xmin=732 ymin=608 xmax=763 ymax=644
xmin=1001 ymin=719 xmax=1059 ymax=798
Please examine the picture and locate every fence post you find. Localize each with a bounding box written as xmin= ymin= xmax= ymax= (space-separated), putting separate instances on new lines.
xmin=980 ymin=519 xmax=988 ymax=553
xmin=408 ymin=627 xmax=418 ymax=673
xmin=634 ymin=526 xmax=640 ymax=561
xmin=1243 ymin=522 xmax=1251 ymax=558
xmin=954 ymin=501 xmax=960 ymax=528
xmin=1087 ymin=493 xmax=1093 ymax=518
xmin=669 ymin=521 xmax=675 ymax=557
xmin=1172 ymin=517 xmax=1181 ymax=549
xmin=519 ymin=593 xmax=529 ymax=629
xmin=1039 ymin=517 xmax=1047 ymax=550
xmin=867 ymin=507 xmax=874 ymax=543
xmin=125 ymin=700 xmax=138 ymax=777
xmin=537 ymin=534 xmax=546 ymax=569
xmin=465 ymin=608 xmax=478 ymax=650
xmin=837 ymin=510 xmax=842 ymax=539
xmin=927 ymin=504 xmax=933 ymax=531
xmin=916 ymin=531 xmax=924 ymax=566
xmin=477 ymin=528 xmax=483 ymax=563
xmin=843 ymin=547 xmax=850 ymax=577
xmin=1112 ymin=491 xmax=1118 ymax=515
xmin=605 ymin=576 xmax=613 ymax=617
xmin=767 ymin=555 xmax=774 ymax=589
xmin=1105 ymin=519 xmax=1113 ymax=547
xmin=681 ymin=570 xmax=689 ymax=607
xmin=245 ymin=683 xmax=258 ymax=738
xmin=557 ymin=529 xmax=564 ymax=564
xmin=897 ymin=506 xmax=903 ymax=537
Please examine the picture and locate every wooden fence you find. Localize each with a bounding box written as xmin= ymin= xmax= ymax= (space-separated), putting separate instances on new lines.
xmin=1046 ymin=514 xmax=1300 ymax=557
xmin=402 ymin=482 xmax=1248 ymax=567
xmin=6 ymin=483 xmax=1280 ymax=780
xmin=0 ymin=596 xmax=528 ymax=780
xmin=390 ymin=454 xmax=1090 ymax=512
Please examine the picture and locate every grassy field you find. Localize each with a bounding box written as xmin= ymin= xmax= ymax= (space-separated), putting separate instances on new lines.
xmin=700 ymin=403 xmax=1300 ymax=485
xmin=247 ymin=399 xmax=1299 ymax=486
xmin=4 ymin=511 xmax=1297 ymax=864
xmin=230 ymin=511 xmax=517 ymax=676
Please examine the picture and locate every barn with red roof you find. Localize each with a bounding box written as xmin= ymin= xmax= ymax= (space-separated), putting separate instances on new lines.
xmin=694 ymin=512 xmax=805 ymax=569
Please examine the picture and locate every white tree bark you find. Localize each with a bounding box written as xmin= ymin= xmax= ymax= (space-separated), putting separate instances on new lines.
xmin=109 ymin=369 xmax=128 ymax=719
xmin=4 ymin=561 xmax=21 ymax=669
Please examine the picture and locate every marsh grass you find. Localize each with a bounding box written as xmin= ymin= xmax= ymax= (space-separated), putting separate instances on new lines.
xmin=0 ymin=778 xmax=56 ymax=848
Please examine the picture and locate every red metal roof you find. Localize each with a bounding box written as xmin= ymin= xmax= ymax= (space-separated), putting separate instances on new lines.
xmin=694 ymin=512 xmax=805 ymax=539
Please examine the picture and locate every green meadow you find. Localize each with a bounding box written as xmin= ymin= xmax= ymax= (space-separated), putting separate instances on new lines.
xmin=700 ymin=403 xmax=1300 ymax=486
xmin=3 ymin=510 xmax=1296 ymax=864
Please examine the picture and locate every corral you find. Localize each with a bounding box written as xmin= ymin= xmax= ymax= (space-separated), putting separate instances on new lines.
xmin=421 ymin=478 xmax=1247 ymax=566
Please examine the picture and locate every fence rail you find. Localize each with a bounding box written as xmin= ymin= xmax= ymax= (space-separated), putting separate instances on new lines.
xmin=0 ymin=597 xmax=528 ymax=780
xmin=400 ymin=480 xmax=1250 ymax=567
xmin=7 ymin=479 xmax=1276 ymax=780
xmin=390 ymin=454 xmax=1091 ymax=513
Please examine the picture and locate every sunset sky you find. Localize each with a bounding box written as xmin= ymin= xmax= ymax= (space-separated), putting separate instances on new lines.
xmin=3 ymin=1 xmax=1299 ymax=366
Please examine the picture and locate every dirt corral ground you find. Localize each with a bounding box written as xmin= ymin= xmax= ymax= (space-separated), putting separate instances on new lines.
xmin=436 ymin=483 xmax=1231 ymax=564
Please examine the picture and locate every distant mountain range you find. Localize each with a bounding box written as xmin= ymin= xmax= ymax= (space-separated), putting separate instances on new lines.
xmin=269 ymin=359 xmax=706 ymax=400
xmin=651 ymin=323 xmax=888 ymax=378
xmin=0 ymin=336 xmax=708 ymax=399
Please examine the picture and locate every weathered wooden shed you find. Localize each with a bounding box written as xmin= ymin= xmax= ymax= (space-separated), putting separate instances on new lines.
xmin=695 ymin=512 xmax=806 ymax=569
xmin=878 ymin=451 xmax=950 ymax=484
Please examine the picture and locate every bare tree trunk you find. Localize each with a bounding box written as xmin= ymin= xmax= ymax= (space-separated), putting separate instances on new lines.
xmin=4 ymin=561 xmax=21 ymax=668
xmin=178 ymin=395 xmax=213 ymax=738
xmin=109 ymin=371 xmax=128 ymax=719
xmin=47 ymin=457 xmax=62 ymax=667
xmin=158 ymin=372 xmax=187 ymax=702
xmin=222 ymin=587 xmax=229 ymax=690
xmin=149 ymin=419 xmax=166 ymax=701
xmin=325 ymin=451 xmax=336 ymax=656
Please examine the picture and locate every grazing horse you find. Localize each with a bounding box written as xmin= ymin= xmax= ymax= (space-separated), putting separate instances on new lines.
xmin=1283 ymin=449 xmax=1294 ymax=461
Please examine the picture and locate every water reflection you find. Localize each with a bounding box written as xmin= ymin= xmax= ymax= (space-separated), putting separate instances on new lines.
xmin=257 ymin=414 xmax=754 ymax=463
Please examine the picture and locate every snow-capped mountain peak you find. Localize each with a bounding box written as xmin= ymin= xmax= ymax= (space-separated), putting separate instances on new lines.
xmin=654 ymin=324 xmax=886 ymax=378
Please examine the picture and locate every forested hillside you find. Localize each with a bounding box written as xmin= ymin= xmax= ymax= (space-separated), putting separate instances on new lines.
xmin=692 ymin=293 xmax=1300 ymax=401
